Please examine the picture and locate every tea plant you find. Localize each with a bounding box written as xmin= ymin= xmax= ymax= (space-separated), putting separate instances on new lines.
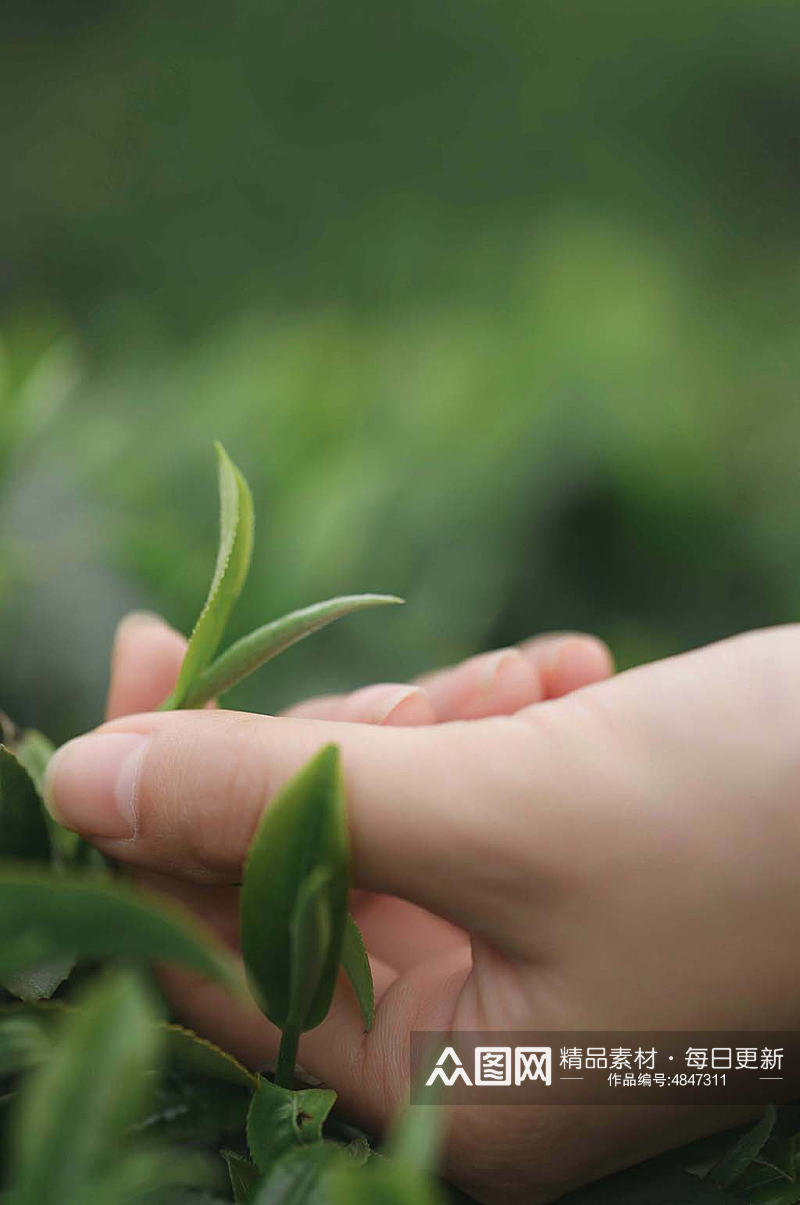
xmin=0 ymin=443 xmax=444 ymax=1204
xmin=1 ymin=444 xmax=797 ymax=1204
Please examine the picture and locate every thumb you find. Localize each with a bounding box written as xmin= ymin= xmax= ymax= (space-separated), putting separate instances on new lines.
xmin=42 ymin=706 xmax=551 ymax=937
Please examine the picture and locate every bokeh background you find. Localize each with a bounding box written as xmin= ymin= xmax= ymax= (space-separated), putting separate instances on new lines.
xmin=2 ymin=0 xmax=800 ymax=742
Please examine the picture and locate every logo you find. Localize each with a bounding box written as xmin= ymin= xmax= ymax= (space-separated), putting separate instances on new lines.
xmin=425 ymin=1045 xmax=552 ymax=1088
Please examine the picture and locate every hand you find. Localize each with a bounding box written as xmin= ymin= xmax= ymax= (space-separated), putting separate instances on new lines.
xmin=45 ymin=618 xmax=800 ymax=1201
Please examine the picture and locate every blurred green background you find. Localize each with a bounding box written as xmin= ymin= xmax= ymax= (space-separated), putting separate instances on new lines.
xmin=2 ymin=0 xmax=800 ymax=741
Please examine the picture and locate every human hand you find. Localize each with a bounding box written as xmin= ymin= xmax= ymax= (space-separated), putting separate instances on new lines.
xmin=45 ymin=618 xmax=798 ymax=1201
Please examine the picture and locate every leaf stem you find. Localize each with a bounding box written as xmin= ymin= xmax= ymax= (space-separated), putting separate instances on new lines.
xmin=275 ymin=1024 xmax=300 ymax=1088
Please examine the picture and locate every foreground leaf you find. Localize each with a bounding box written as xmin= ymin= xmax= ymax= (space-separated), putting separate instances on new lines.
xmin=0 ymin=1012 xmax=53 ymax=1077
xmin=252 ymin=1143 xmax=345 ymax=1204
xmin=247 ymin=1077 xmax=337 ymax=1173
xmin=241 ymin=744 xmax=349 ymax=1032
xmin=11 ymin=729 xmax=55 ymax=797
xmin=0 ymin=746 xmax=51 ymax=863
xmin=0 ymin=866 xmax=245 ymax=996
xmin=708 ymin=1105 xmax=777 ymax=1189
xmin=184 ymin=594 xmax=403 ymax=708
xmin=164 ymin=441 xmax=254 ymax=709
xmin=0 ymin=753 xmax=72 ymax=999
xmin=7 ymin=971 xmax=161 ymax=1205
xmin=341 ymin=915 xmax=374 ymax=1032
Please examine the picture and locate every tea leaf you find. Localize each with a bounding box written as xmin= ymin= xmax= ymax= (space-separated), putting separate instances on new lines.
xmin=12 ymin=729 xmax=54 ymax=797
xmin=0 ymin=1012 xmax=53 ymax=1077
xmin=247 ymin=1077 xmax=336 ymax=1173
xmin=134 ymin=1071 xmax=251 ymax=1144
xmin=341 ymin=914 xmax=374 ymax=1032
xmin=0 ymin=746 xmax=51 ymax=863
xmin=0 ymin=867 xmax=245 ymax=996
xmin=2 ymin=953 xmax=74 ymax=1003
xmin=184 ymin=594 xmax=403 ymax=707
xmin=77 ymin=1147 xmax=221 ymax=1205
xmin=0 ymin=752 xmax=72 ymax=999
xmin=164 ymin=442 xmax=254 ymax=709
xmin=708 ymin=1105 xmax=777 ymax=1188
xmin=385 ymin=1100 xmax=445 ymax=1178
xmin=325 ymin=1071 xmax=448 ymax=1203
xmin=251 ymin=1143 xmax=344 ymax=1204
xmin=6 ymin=970 xmax=161 ymax=1205
xmin=288 ymin=867 xmax=335 ymax=1031
xmin=241 ymin=744 xmax=349 ymax=1033
xmin=746 ymin=1182 xmax=800 ymax=1205
xmin=222 ymin=1150 xmax=260 ymax=1203
xmin=164 ymin=1023 xmax=257 ymax=1088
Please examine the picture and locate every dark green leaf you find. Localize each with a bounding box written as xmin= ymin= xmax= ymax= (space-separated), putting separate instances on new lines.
xmin=0 ymin=755 xmax=71 ymax=998
xmin=0 ymin=746 xmax=51 ymax=863
xmin=241 ymin=745 xmax=349 ymax=1031
xmin=222 ymin=1151 xmax=260 ymax=1204
xmin=135 ymin=1071 xmax=250 ymax=1144
xmin=6 ymin=971 xmax=161 ymax=1205
xmin=0 ymin=866 xmax=246 ymax=997
xmin=709 ymin=1105 xmax=777 ymax=1188
xmin=746 ymin=1181 xmax=800 ymax=1204
xmin=560 ymin=1162 xmax=741 ymax=1203
xmin=184 ymin=595 xmax=403 ymax=708
xmin=341 ymin=915 xmax=374 ymax=1032
xmin=0 ymin=1011 xmax=52 ymax=1076
xmin=164 ymin=442 xmax=254 ymax=710
xmin=247 ymin=1076 xmax=336 ymax=1173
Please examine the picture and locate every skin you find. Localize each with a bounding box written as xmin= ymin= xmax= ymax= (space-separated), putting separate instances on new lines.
xmin=43 ymin=616 xmax=800 ymax=1201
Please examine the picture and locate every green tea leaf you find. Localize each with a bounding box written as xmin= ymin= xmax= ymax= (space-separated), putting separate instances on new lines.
xmin=747 ymin=1182 xmax=800 ymax=1205
xmin=6 ymin=970 xmax=161 ymax=1205
xmin=288 ymin=867 xmax=335 ymax=1031
xmin=12 ymin=729 xmax=54 ymax=797
xmin=222 ymin=1151 xmax=260 ymax=1203
xmin=385 ymin=1101 xmax=445 ymax=1178
xmin=251 ymin=1143 xmax=344 ymax=1204
xmin=0 ymin=1012 xmax=52 ymax=1077
xmin=341 ymin=915 xmax=374 ymax=1032
xmin=241 ymin=744 xmax=349 ymax=1032
xmin=708 ymin=1105 xmax=777 ymax=1188
xmin=0 ymin=746 xmax=51 ymax=863
xmin=0 ymin=752 xmax=71 ymax=999
xmin=184 ymin=594 xmax=403 ymax=708
xmin=164 ymin=441 xmax=254 ymax=709
xmin=247 ymin=1077 xmax=336 ymax=1173
xmin=134 ymin=1071 xmax=250 ymax=1144
xmin=0 ymin=866 xmax=245 ymax=996
xmin=78 ymin=1148 xmax=220 ymax=1205
xmin=164 ymin=1023 xmax=257 ymax=1088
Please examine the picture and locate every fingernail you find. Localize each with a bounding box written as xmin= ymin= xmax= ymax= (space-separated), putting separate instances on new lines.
xmin=375 ymin=685 xmax=430 ymax=725
xmin=548 ymin=635 xmax=614 ymax=690
xmin=482 ymin=647 xmax=526 ymax=688
xmin=43 ymin=732 xmax=148 ymax=839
